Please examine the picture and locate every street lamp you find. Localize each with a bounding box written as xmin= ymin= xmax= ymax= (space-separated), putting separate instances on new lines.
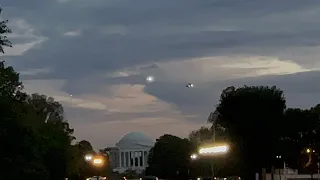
xmin=193 ymin=144 xmax=229 ymax=179
xmin=93 ymin=158 xmax=104 ymax=166
xmin=199 ymin=145 xmax=229 ymax=155
xmin=85 ymin=154 xmax=104 ymax=167
xmin=85 ymin=154 xmax=93 ymax=161
xmin=190 ymin=153 xmax=198 ymax=160
xmin=305 ymin=148 xmax=320 ymax=180
xmin=276 ymin=155 xmax=286 ymax=180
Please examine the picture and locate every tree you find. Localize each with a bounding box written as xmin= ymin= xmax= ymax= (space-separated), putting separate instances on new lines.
xmin=189 ymin=126 xmax=228 ymax=146
xmin=0 ymin=9 xmax=92 ymax=179
xmin=0 ymin=8 xmax=12 ymax=53
xmin=79 ymin=140 xmax=94 ymax=152
xmin=210 ymin=86 xmax=286 ymax=179
xmin=280 ymin=107 xmax=320 ymax=172
xmin=189 ymin=126 xmax=213 ymax=146
xmin=67 ymin=140 xmax=101 ymax=180
xmin=22 ymin=94 xmax=75 ymax=180
xmin=0 ymin=10 xmax=47 ymax=179
xmin=0 ymin=62 xmax=79 ymax=180
xmin=147 ymin=134 xmax=193 ymax=179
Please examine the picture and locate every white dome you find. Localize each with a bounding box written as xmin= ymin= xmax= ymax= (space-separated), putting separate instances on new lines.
xmin=119 ymin=132 xmax=153 ymax=143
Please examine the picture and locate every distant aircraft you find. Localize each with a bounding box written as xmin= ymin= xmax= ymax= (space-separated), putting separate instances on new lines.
xmin=186 ymin=83 xmax=194 ymax=88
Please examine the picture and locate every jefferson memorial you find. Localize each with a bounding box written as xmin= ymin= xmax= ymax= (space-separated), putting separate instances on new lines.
xmin=105 ymin=132 xmax=155 ymax=173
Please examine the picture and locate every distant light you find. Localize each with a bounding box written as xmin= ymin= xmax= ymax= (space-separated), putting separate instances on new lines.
xmin=199 ymin=145 xmax=229 ymax=154
xmin=85 ymin=154 xmax=92 ymax=161
xmin=93 ymin=158 xmax=103 ymax=164
xmin=190 ymin=153 xmax=198 ymax=160
xmin=146 ymin=76 xmax=154 ymax=83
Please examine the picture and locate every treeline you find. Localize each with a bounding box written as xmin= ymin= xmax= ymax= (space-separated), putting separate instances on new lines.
xmin=147 ymin=86 xmax=320 ymax=179
xmin=0 ymin=10 xmax=104 ymax=180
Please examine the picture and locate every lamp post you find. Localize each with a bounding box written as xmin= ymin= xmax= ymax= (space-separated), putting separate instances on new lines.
xmin=92 ymin=158 xmax=104 ymax=166
xmin=191 ymin=145 xmax=229 ymax=179
xmin=200 ymin=145 xmax=228 ymax=179
xmin=84 ymin=155 xmax=105 ymax=180
xmin=190 ymin=154 xmax=199 ymax=160
xmin=306 ymin=148 xmax=319 ymax=180
xmin=276 ymin=155 xmax=286 ymax=180
xmin=85 ymin=154 xmax=93 ymax=162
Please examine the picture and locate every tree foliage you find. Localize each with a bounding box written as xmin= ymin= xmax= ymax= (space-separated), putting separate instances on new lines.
xmin=0 ymin=10 xmax=94 ymax=179
xmin=147 ymin=134 xmax=193 ymax=179
xmin=208 ymin=85 xmax=320 ymax=178
xmin=0 ymin=8 xmax=12 ymax=53
xmin=189 ymin=126 xmax=213 ymax=146
xmin=280 ymin=107 xmax=320 ymax=171
xmin=189 ymin=125 xmax=228 ymax=147
xmin=188 ymin=126 xmax=229 ymax=177
xmin=210 ymin=86 xmax=286 ymax=178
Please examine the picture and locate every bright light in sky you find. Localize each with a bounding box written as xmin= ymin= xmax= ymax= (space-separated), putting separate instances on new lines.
xmin=146 ymin=76 xmax=155 ymax=83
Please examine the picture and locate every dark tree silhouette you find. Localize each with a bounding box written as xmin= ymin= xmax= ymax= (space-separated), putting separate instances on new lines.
xmin=147 ymin=134 xmax=193 ymax=179
xmin=0 ymin=8 xmax=12 ymax=53
xmin=210 ymin=86 xmax=286 ymax=179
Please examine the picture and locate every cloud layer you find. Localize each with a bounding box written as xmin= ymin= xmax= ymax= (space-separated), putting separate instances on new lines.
xmin=2 ymin=0 xmax=320 ymax=147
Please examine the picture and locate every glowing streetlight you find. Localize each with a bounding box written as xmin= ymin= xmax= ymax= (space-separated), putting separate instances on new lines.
xmin=190 ymin=153 xmax=198 ymax=160
xmin=199 ymin=145 xmax=229 ymax=155
xmin=307 ymin=148 xmax=311 ymax=153
xmin=85 ymin=154 xmax=93 ymax=161
xmin=92 ymin=157 xmax=104 ymax=166
xmin=192 ymin=145 xmax=229 ymax=179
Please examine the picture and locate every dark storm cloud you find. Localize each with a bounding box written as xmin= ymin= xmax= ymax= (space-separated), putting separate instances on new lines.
xmin=2 ymin=0 xmax=320 ymax=81
xmin=2 ymin=0 xmax=320 ymax=144
xmin=145 ymin=71 xmax=320 ymax=123
xmin=7 ymin=29 xmax=320 ymax=82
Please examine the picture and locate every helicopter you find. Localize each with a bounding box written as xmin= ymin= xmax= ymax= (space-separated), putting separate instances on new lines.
xmin=186 ymin=83 xmax=194 ymax=88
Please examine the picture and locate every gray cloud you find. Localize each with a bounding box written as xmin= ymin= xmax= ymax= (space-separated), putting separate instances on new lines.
xmin=2 ymin=0 xmax=320 ymax=147
xmin=146 ymin=71 xmax=320 ymax=118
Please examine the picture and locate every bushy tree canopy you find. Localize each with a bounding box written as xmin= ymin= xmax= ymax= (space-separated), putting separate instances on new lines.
xmin=0 ymin=9 xmax=95 ymax=179
xmin=147 ymin=134 xmax=193 ymax=179
xmin=208 ymin=85 xmax=320 ymax=178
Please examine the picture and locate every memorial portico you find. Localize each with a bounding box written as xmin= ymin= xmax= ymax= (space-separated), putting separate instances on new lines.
xmin=106 ymin=132 xmax=155 ymax=173
xmin=118 ymin=150 xmax=149 ymax=168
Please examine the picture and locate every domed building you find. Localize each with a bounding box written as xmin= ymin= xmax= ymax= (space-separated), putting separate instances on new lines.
xmin=106 ymin=132 xmax=155 ymax=173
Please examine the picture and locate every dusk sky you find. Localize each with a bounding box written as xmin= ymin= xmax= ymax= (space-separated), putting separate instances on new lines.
xmin=1 ymin=0 xmax=320 ymax=149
